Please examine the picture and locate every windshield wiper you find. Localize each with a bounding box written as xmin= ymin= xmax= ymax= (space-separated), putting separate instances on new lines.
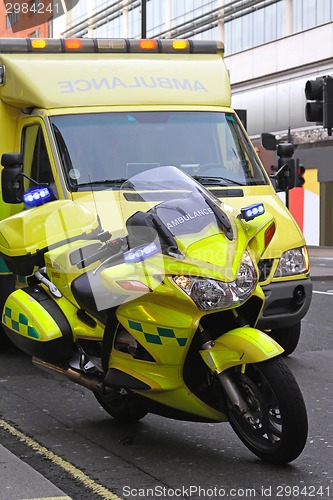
xmin=193 ymin=176 xmax=245 ymax=187
xmin=76 ymin=179 xmax=128 ymax=188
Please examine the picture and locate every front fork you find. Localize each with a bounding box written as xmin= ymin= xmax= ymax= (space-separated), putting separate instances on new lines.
xmin=199 ymin=325 xmax=283 ymax=415
xmin=200 ymin=337 xmax=250 ymax=415
xmin=217 ymin=370 xmax=250 ymax=415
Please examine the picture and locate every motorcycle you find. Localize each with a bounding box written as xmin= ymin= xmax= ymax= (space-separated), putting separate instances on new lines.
xmin=0 ymin=165 xmax=308 ymax=464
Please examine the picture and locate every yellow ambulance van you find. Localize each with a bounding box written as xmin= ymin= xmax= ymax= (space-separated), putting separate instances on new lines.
xmin=0 ymin=37 xmax=312 ymax=354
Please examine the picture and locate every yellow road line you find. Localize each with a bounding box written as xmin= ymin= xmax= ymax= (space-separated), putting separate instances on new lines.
xmin=0 ymin=419 xmax=122 ymax=500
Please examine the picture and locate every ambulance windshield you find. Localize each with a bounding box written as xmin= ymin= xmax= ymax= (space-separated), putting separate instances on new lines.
xmin=50 ymin=111 xmax=268 ymax=192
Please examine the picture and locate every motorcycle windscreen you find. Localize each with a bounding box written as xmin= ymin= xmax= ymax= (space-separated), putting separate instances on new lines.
xmin=75 ymin=166 xmax=240 ymax=313
xmin=119 ymin=166 xmax=240 ymax=275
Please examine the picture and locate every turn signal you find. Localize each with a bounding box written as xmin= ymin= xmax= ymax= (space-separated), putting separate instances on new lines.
xmin=116 ymin=280 xmax=151 ymax=292
xmin=264 ymin=222 xmax=276 ymax=249
xmin=303 ymin=246 xmax=310 ymax=272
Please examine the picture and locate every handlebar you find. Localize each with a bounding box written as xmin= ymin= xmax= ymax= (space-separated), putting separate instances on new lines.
xmin=77 ymin=237 xmax=126 ymax=269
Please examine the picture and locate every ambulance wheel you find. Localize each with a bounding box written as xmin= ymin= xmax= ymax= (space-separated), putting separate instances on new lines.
xmin=270 ymin=322 xmax=301 ymax=356
xmin=94 ymin=387 xmax=148 ymax=423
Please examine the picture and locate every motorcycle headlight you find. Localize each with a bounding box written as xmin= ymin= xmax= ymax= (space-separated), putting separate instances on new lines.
xmin=173 ymin=251 xmax=257 ymax=311
xmin=274 ymin=246 xmax=309 ymax=277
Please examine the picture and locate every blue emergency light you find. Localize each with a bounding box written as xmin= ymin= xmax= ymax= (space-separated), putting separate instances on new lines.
xmin=23 ymin=186 xmax=52 ymax=207
xmin=123 ymin=242 xmax=158 ymax=264
xmin=240 ymin=203 xmax=265 ymax=221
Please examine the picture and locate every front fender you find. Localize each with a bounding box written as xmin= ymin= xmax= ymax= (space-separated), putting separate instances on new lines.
xmin=199 ymin=327 xmax=283 ymax=373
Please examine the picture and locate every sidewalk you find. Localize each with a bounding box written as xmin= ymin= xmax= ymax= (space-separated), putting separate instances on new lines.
xmin=0 ymin=444 xmax=71 ymax=500
xmin=308 ymin=245 xmax=333 ymax=280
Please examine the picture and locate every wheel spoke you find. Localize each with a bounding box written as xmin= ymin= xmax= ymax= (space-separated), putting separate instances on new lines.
xmin=266 ymin=417 xmax=283 ymax=440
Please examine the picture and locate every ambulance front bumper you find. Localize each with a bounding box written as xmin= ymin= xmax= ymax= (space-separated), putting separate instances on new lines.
xmin=257 ymin=277 xmax=313 ymax=330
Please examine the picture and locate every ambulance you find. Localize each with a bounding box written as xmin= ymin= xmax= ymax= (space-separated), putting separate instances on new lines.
xmin=0 ymin=37 xmax=312 ymax=354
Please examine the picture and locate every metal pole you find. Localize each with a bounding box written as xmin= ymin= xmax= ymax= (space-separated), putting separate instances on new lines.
xmin=141 ymin=0 xmax=147 ymax=38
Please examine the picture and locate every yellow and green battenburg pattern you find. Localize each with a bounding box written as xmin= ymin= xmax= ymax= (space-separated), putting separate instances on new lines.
xmin=3 ymin=307 xmax=40 ymax=339
xmin=128 ymin=320 xmax=187 ymax=346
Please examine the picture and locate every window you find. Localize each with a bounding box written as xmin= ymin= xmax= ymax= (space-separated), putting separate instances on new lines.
xmin=224 ymin=1 xmax=285 ymax=55
xmin=293 ymin=0 xmax=333 ymax=32
xmin=22 ymin=125 xmax=56 ymax=193
xmin=6 ymin=12 xmax=19 ymax=28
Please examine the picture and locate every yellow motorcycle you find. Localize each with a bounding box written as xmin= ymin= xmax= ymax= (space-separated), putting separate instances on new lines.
xmin=0 ymin=165 xmax=308 ymax=464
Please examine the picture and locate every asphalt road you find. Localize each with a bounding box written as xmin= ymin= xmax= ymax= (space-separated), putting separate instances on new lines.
xmin=0 ymin=279 xmax=332 ymax=500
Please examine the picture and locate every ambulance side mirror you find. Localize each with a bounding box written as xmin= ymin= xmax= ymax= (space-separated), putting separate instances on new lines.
xmin=1 ymin=153 xmax=24 ymax=204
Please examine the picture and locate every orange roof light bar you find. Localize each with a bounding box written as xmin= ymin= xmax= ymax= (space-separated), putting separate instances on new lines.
xmin=64 ymin=38 xmax=83 ymax=50
xmin=0 ymin=37 xmax=224 ymax=55
xmin=139 ymin=39 xmax=158 ymax=50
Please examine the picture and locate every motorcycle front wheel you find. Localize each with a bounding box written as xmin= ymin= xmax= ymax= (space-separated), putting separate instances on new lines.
xmin=225 ymin=357 xmax=308 ymax=464
xmin=94 ymin=387 xmax=148 ymax=423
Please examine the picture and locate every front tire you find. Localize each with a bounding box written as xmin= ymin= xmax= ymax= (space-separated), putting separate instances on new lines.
xmin=226 ymin=357 xmax=308 ymax=464
xmin=94 ymin=387 xmax=148 ymax=423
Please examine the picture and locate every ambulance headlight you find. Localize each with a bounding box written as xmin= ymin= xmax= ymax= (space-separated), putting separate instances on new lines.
xmin=274 ymin=247 xmax=309 ymax=277
xmin=173 ymin=251 xmax=257 ymax=310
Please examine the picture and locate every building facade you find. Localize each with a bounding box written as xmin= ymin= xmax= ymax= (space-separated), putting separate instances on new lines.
xmin=0 ymin=1 xmax=53 ymax=37
xmin=9 ymin=0 xmax=333 ymax=246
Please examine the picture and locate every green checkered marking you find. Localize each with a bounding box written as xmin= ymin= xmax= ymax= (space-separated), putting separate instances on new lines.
xmin=128 ymin=321 xmax=187 ymax=347
xmin=128 ymin=320 xmax=143 ymax=332
xmin=3 ymin=308 xmax=40 ymax=339
xmin=157 ymin=327 xmax=175 ymax=338
xmin=19 ymin=313 xmax=28 ymax=325
xmin=144 ymin=333 xmax=162 ymax=345
xmin=0 ymin=257 xmax=10 ymax=273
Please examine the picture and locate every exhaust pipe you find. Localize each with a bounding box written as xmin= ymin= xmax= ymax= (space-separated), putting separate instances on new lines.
xmin=32 ymin=357 xmax=100 ymax=392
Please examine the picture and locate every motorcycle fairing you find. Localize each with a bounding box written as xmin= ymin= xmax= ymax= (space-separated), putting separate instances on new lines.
xmin=106 ymin=324 xmax=283 ymax=422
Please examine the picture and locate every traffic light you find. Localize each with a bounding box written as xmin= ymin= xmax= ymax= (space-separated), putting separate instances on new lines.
xmin=272 ymin=143 xmax=296 ymax=191
xmin=295 ymin=159 xmax=305 ymax=188
xmin=305 ymin=75 xmax=333 ymax=135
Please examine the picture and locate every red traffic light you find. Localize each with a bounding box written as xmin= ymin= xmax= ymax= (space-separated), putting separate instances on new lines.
xmin=296 ymin=164 xmax=305 ymax=188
